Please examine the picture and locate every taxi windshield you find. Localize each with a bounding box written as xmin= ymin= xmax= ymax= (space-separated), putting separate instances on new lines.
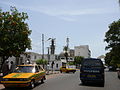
xmin=14 ymin=66 xmax=34 ymax=73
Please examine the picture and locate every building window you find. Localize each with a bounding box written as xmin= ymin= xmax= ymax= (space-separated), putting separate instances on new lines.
xmin=34 ymin=55 xmax=36 ymax=59
xmin=56 ymin=63 xmax=58 ymax=68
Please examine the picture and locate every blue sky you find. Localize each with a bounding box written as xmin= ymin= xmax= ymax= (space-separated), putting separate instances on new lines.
xmin=0 ymin=0 xmax=120 ymax=58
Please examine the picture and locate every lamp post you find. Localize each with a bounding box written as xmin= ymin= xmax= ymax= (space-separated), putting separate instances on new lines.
xmin=47 ymin=47 xmax=50 ymax=74
xmin=42 ymin=34 xmax=44 ymax=59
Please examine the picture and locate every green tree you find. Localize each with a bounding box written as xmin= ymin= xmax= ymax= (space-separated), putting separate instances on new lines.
xmin=104 ymin=19 xmax=120 ymax=67
xmin=36 ymin=59 xmax=48 ymax=65
xmin=36 ymin=59 xmax=48 ymax=69
xmin=105 ymin=52 xmax=112 ymax=66
xmin=0 ymin=7 xmax=31 ymax=71
xmin=74 ymin=56 xmax=84 ymax=68
xmin=68 ymin=61 xmax=75 ymax=65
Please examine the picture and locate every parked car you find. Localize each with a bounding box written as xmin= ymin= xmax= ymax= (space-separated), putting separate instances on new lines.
xmin=1 ymin=64 xmax=46 ymax=89
xmin=108 ymin=66 xmax=116 ymax=71
xmin=60 ymin=66 xmax=76 ymax=73
xmin=80 ymin=58 xmax=105 ymax=86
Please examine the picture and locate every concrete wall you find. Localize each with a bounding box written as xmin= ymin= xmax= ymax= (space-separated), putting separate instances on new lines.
xmin=74 ymin=45 xmax=91 ymax=58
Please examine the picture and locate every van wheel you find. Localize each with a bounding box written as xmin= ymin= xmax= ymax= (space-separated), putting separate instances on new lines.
xmin=100 ymin=81 xmax=104 ymax=87
xmin=118 ymin=75 xmax=120 ymax=79
xmin=81 ymin=80 xmax=86 ymax=85
xmin=29 ymin=80 xmax=35 ymax=89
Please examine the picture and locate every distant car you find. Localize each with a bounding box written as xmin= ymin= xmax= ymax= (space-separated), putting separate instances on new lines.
xmin=60 ymin=66 xmax=76 ymax=73
xmin=117 ymin=68 xmax=120 ymax=79
xmin=108 ymin=66 xmax=116 ymax=71
xmin=1 ymin=64 xmax=46 ymax=89
xmin=80 ymin=58 xmax=105 ymax=86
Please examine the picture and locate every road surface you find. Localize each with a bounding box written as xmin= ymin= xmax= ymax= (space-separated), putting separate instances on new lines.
xmin=33 ymin=71 xmax=120 ymax=90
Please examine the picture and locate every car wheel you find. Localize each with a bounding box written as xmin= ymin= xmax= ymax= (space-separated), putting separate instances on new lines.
xmin=29 ymin=80 xmax=35 ymax=89
xmin=41 ymin=78 xmax=44 ymax=83
xmin=118 ymin=75 xmax=120 ymax=79
xmin=5 ymin=86 xmax=11 ymax=89
xmin=73 ymin=71 xmax=75 ymax=73
xmin=60 ymin=70 xmax=62 ymax=73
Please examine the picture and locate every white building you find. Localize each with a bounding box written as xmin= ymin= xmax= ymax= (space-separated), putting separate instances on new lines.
xmin=74 ymin=45 xmax=91 ymax=58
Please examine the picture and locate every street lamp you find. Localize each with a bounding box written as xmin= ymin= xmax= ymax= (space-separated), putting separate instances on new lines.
xmin=47 ymin=47 xmax=50 ymax=74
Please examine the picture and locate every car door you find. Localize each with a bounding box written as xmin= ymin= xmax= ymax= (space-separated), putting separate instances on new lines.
xmin=35 ymin=65 xmax=41 ymax=82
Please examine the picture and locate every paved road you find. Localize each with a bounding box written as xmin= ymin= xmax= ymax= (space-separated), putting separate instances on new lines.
xmin=1 ymin=71 xmax=120 ymax=90
xmin=33 ymin=71 xmax=120 ymax=90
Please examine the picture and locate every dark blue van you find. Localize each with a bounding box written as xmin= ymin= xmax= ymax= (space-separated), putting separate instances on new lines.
xmin=80 ymin=58 xmax=105 ymax=86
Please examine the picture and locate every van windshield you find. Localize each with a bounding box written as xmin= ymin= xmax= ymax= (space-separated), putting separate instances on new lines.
xmin=83 ymin=60 xmax=103 ymax=67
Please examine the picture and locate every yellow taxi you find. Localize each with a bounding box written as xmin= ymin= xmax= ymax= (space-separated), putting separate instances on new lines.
xmin=1 ymin=64 xmax=46 ymax=89
xmin=60 ymin=66 xmax=76 ymax=73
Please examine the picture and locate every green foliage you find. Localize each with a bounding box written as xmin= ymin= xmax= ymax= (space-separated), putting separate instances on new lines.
xmin=36 ymin=59 xmax=48 ymax=65
xmin=0 ymin=7 xmax=32 ymax=71
xmin=0 ymin=7 xmax=31 ymax=58
xmin=68 ymin=62 xmax=75 ymax=65
xmin=104 ymin=19 xmax=120 ymax=67
xmin=74 ymin=56 xmax=84 ymax=65
xmin=104 ymin=19 xmax=120 ymax=50
xmin=105 ymin=52 xmax=112 ymax=66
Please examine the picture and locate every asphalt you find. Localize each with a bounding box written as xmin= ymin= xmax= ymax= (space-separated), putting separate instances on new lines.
xmin=0 ymin=71 xmax=61 ymax=90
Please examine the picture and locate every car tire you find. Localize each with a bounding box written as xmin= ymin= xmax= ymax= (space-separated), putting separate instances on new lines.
xmin=73 ymin=71 xmax=76 ymax=73
xmin=118 ymin=75 xmax=120 ymax=79
xmin=5 ymin=87 xmax=10 ymax=89
xmin=60 ymin=70 xmax=62 ymax=73
xmin=41 ymin=78 xmax=44 ymax=83
xmin=29 ymin=80 xmax=35 ymax=89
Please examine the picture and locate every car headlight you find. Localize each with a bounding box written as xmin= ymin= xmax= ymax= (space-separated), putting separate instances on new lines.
xmin=3 ymin=78 xmax=9 ymax=81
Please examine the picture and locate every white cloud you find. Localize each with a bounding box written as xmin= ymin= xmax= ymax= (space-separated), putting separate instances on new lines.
xmin=0 ymin=1 xmax=116 ymax=22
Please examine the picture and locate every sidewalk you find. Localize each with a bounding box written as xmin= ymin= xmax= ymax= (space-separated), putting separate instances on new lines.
xmin=0 ymin=71 xmax=61 ymax=90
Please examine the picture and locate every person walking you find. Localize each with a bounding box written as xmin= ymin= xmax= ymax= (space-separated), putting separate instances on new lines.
xmin=10 ymin=61 xmax=16 ymax=73
xmin=2 ymin=60 xmax=9 ymax=76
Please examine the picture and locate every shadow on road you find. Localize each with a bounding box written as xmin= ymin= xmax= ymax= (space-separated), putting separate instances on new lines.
xmin=1 ymin=82 xmax=45 ymax=90
xmin=79 ymin=82 xmax=104 ymax=88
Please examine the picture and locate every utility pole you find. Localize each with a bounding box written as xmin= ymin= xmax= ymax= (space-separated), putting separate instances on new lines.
xmin=42 ymin=34 xmax=44 ymax=59
xmin=47 ymin=47 xmax=50 ymax=74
